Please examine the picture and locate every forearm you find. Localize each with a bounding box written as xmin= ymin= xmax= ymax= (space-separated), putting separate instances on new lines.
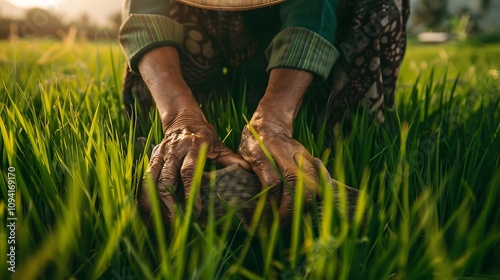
xmin=138 ymin=46 xmax=206 ymax=131
xmin=265 ymin=0 xmax=341 ymax=81
xmin=119 ymin=0 xmax=183 ymax=73
xmin=252 ymin=68 xmax=313 ymax=135
xmin=255 ymin=0 xmax=340 ymax=131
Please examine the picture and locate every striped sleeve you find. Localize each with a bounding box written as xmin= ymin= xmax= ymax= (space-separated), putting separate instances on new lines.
xmin=119 ymin=14 xmax=184 ymax=73
xmin=265 ymin=27 xmax=339 ymax=81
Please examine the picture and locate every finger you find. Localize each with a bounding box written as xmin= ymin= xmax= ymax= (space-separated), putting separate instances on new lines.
xmin=278 ymin=178 xmax=294 ymax=225
xmin=313 ymin=157 xmax=331 ymax=182
xmin=157 ymin=152 xmax=182 ymax=221
xmin=251 ymin=156 xmax=283 ymax=205
xmin=276 ymin=153 xmax=318 ymax=223
xmin=146 ymin=143 xmax=167 ymax=184
xmin=211 ymin=144 xmax=251 ymax=171
xmin=180 ymin=150 xmax=202 ymax=219
xmin=274 ymin=159 xmax=298 ymax=225
xmin=138 ymin=181 xmax=154 ymax=228
xmin=139 ymin=143 xmax=167 ymax=227
xmin=293 ymin=153 xmax=321 ymax=203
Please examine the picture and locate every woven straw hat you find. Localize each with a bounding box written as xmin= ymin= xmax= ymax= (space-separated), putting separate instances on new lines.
xmin=176 ymin=0 xmax=286 ymax=11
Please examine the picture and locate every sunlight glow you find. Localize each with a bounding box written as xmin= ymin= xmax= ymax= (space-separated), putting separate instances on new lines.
xmin=6 ymin=0 xmax=64 ymax=9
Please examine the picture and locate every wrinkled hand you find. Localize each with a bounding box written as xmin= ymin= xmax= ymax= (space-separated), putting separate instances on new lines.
xmin=139 ymin=115 xmax=249 ymax=226
xmin=238 ymin=119 xmax=328 ymax=223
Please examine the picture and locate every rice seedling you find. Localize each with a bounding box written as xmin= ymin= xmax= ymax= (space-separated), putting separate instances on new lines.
xmin=0 ymin=40 xmax=499 ymax=279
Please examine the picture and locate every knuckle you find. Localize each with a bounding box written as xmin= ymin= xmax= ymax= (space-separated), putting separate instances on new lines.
xmin=283 ymin=170 xmax=298 ymax=185
xmin=208 ymin=144 xmax=229 ymax=160
xmin=302 ymin=165 xmax=318 ymax=178
xmin=180 ymin=166 xmax=195 ymax=182
xmin=180 ymin=166 xmax=195 ymax=188
xmin=157 ymin=177 xmax=176 ymax=189
xmin=266 ymin=177 xmax=282 ymax=188
xmin=149 ymin=155 xmax=163 ymax=167
xmin=151 ymin=141 xmax=168 ymax=156
xmin=151 ymin=144 xmax=161 ymax=155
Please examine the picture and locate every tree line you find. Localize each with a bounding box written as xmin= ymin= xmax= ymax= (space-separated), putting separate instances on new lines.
xmin=1 ymin=2 xmax=497 ymax=42
xmin=0 ymin=7 xmax=121 ymax=41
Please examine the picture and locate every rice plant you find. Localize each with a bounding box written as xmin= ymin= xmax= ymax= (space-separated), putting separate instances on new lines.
xmin=0 ymin=40 xmax=499 ymax=279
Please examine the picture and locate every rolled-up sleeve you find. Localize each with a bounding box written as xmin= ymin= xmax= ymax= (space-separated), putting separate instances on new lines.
xmin=119 ymin=0 xmax=184 ymax=73
xmin=266 ymin=0 xmax=340 ymax=81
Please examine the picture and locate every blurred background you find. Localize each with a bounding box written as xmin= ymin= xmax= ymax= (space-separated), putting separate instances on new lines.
xmin=0 ymin=0 xmax=121 ymax=41
xmin=0 ymin=0 xmax=499 ymax=43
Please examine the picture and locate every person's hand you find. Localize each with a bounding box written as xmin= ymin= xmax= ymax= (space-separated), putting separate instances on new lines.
xmin=139 ymin=113 xmax=250 ymax=225
xmin=135 ymin=46 xmax=249 ymax=226
xmin=238 ymin=114 xmax=327 ymax=224
xmin=238 ymin=68 xmax=330 ymax=224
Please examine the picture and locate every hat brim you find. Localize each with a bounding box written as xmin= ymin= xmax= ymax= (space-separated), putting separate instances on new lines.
xmin=175 ymin=0 xmax=286 ymax=11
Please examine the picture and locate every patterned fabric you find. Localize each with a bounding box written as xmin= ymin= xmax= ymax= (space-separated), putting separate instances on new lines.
xmin=121 ymin=0 xmax=410 ymax=133
xmin=119 ymin=14 xmax=184 ymax=73
xmin=324 ymin=0 xmax=410 ymax=125
xmin=176 ymin=0 xmax=286 ymax=11
xmin=266 ymin=27 xmax=339 ymax=81
xmin=169 ymin=2 xmax=255 ymax=88
xmin=119 ymin=0 xmax=340 ymax=81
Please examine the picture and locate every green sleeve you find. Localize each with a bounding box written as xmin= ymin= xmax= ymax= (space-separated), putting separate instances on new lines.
xmin=119 ymin=0 xmax=183 ymax=73
xmin=266 ymin=0 xmax=340 ymax=81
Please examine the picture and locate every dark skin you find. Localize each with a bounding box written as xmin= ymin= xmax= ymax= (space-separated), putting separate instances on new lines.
xmin=138 ymin=46 xmax=327 ymax=225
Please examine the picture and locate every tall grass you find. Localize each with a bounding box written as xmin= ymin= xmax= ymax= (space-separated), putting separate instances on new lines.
xmin=0 ymin=40 xmax=499 ymax=279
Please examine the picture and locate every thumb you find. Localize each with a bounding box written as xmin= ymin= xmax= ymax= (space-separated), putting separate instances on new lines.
xmin=212 ymin=145 xmax=251 ymax=171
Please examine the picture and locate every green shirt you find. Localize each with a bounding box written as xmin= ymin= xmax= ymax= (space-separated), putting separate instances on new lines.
xmin=119 ymin=0 xmax=340 ymax=81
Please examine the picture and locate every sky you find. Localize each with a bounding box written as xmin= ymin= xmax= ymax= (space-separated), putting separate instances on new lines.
xmin=0 ymin=0 xmax=121 ymax=26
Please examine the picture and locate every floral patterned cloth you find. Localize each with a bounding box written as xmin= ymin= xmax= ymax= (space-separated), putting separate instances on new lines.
xmin=122 ymin=0 xmax=410 ymax=132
